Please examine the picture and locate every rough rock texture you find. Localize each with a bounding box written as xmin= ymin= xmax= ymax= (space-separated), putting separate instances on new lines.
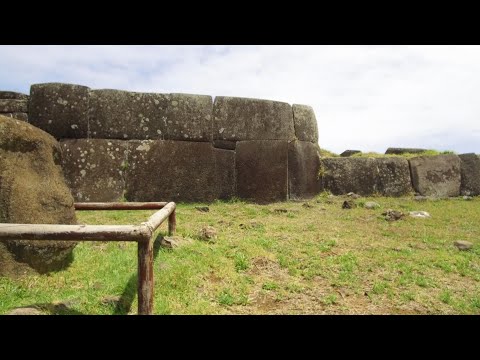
xmin=319 ymin=158 xmax=377 ymax=196
xmin=214 ymin=148 xmax=236 ymax=200
xmin=236 ymin=140 xmax=288 ymax=203
xmin=29 ymin=83 xmax=90 ymax=139
xmin=0 ymin=115 xmax=77 ymax=276
xmin=409 ymin=155 xmax=461 ymax=197
xmin=375 ymin=158 xmax=413 ymax=196
xmin=385 ymin=147 xmax=428 ymax=155
xmin=213 ymin=96 xmax=294 ymax=141
xmin=60 ymin=139 xmax=128 ymax=202
xmin=89 ymin=90 xmax=212 ymax=141
xmin=340 ymin=150 xmax=361 ymax=157
xmin=292 ymin=104 xmax=318 ymax=143
xmin=0 ymin=99 xmax=28 ymax=113
xmin=0 ymin=91 xmax=29 ymax=100
xmin=459 ymin=153 xmax=480 ymax=196
xmin=125 ymin=140 xmax=216 ymax=202
xmin=213 ymin=140 xmax=236 ymax=150
xmin=2 ymin=112 xmax=28 ymax=122
xmin=288 ymin=141 xmax=322 ymax=200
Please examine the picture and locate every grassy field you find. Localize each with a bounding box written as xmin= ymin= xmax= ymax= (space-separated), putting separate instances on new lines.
xmin=1 ymin=194 xmax=479 ymax=315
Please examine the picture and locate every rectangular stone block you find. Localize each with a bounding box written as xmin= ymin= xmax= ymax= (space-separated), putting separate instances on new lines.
xmin=459 ymin=153 xmax=480 ymax=196
xmin=288 ymin=141 xmax=322 ymax=200
xmin=236 ymin=140 xmax=288 ymax=203
xmin=29 ymin=83 xmax=90 ymax=139
xmin=213 ymin=96 xmax=294 ymax=141
xmin=0 ymin=91 xmax=28 ymax=100
xmin=409 ymin=155 xmax=461 ymax=197
xmin=0 ymin=99 xmax=28 ymax=113
xmin=375 ymin=158 xmax=413 ymax=196
xmin=60 ymin=139 xmax=128 ymax=202
xmin=125 ymin=140 xmax=216 ymax=202
xmin=293 ymin=104 xmax=318 ymax=143
xmin=214 ymin=148 xmax=236 ymax=200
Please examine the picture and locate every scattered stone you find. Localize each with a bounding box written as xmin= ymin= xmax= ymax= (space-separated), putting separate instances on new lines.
xmin=302 ymin=203 xmax=314 ymax=208
xmin=414 ymin=195 xmax=428 ymax=202
xmin=274 ymin=209 xmax=288 ymax=213
xmin=340 ymin=150 xmax=361 ymax=157
xmin=239 ymin=221 xmax=263 ymax=230
xmin=364 ymin=201 xmax=380 ymax=209
xmin=463 ymin=196 xmax=473 ymax=201
xmin=342 ymin=200 xmax=357 ymax=209
xmin=199 ymin=226 xmax=217 ymax=242
xmin=385 ymin=147 xmax=428 ymax=155
xmin=195 ymin=206 xmax=210 ymax=213
xmin=382 ymin=209 xmax=405 ymax=221
xmin=409 ymin=211 xmax=431 ymax=218
xmin=347 ymin=192 xmax=361 ymax=199
xmin=7 ymin=307 xmax=44 ymax=315
xmin=160 ymin=236 xmax=180 ymax=249
xmin=101 ymin=295 xmax=122 ymax=305
xmin=454 ymin=240 xmax=473 ymax=251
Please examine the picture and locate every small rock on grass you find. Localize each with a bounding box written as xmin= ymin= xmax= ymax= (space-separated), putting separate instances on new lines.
xmin=199 ymin=226 xmax=217 ymax=242
xmin=274 ymin=208 xmax=288 ymax=213
xmin=463 ymin=196 xmax=473 ymax=201
xmin=160 ymin=236 xmax=180 ymax=249
xmin=347 ymin=192 xmax=361 ymax=199
xmin=454 ymin=240 xmax=473 ymax=251
xmin=409 ymin=211 xmax=431 ymax=218
xmin=302 ymin=203 xmax=314 ymax=208
xmin=195 ymin=206 xmax=210 ymax=212
xmin=382 ymin=209 xmax=404 ymax=221
xmin=364 ymin=201 xmax=380 ymax=209
xmin=342 ymin=200 xmax=356 ymax=209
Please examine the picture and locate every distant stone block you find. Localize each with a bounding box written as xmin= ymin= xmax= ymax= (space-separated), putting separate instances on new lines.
xmin=375 ymin=158 xmax=412 ymax=196
xmin=459 ymin=153 xmax=480 ymax=196
xmin=385 ymin=147 xmax=428 ymax=155
xmin=293 ymin=104 xmax=318 ymax=143
xmin=340 ymin=150 xmax=361 ymax=157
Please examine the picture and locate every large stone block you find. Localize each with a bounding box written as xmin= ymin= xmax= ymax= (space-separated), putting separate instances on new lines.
xmin=214 ymin=148 xmax=236 ymax=200
xmin=0 ymin=99 xmax=28 ymax=113
xmin=375 ymin=158 xmax=413 ymax=196
xmin=320 ymin=157 xmax=377 ymax=196
xmin=29 ymin=83 xmax=90 ymax=139
xmin=2 ymin=112 xmax=28 ymax=122
xmin=125 ymin=140 xmax=216 ymax=202
xmin=288 ymin=141 xmax=322 ymax=200
xmin=0 ymin=115 xmax=77 ymax=276
xmin=60 ymin=139 xmax=128 ymax=202
xmin=459 ymin=153 xmax=480 ymax=196
xmin=0 ymin=91 xmax=28 ymax=100
xmin=409 ymin=155 xmax=461 ymax=197
xmin=236 ymin=140 xmax=288 ymax=203
xmin=213 ymin=96 xmax=294 ymax=141
xmin=292 ymin=104 xmax=318 ymax=143
xmin=385 ymin=147 xmax=428 ymax=155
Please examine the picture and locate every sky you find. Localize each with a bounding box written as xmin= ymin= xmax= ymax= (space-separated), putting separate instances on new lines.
xmin=0 ymin=45 xmax=479 ymax=154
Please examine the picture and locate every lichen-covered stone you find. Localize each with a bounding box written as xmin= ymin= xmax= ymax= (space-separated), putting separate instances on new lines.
xmin=375 ymin=158 xmax=413 ymax=196
xmin=214 ymin=148 xmax=236 ymax=200
xmin=409 ymin=155 xmax=461 ymax=197
xmin=213 ymin=96 xmax=294 ymax=141
xmin=385 ymin=147 xmax=428 ymax=155
xmin=292 ymin=104 xmax=318 ymax=143
xmin=459 ymin=153 xmax=480 ymax=196
xmin=29 ymin=83 xmax=90 ymax=139
xmin=0 ymin=91 xmax=29 ymax=100
xmin=288 ymin=141 xmax=322 ymax=200
xmin=60 ymin=139 xmax=128 ymax=202
xmin=0 ymin=115 xmax=77 ymax=276
xmin=125 ymin=140 xmax=216 ymax=202
xmin=236 ymin=140 xmax=288 ymax=203
xmin=2 ymin=112 xmax=28 ymax=122
xmin=340 ymin=150 xmax=361 ymax=157
xmin=0 ymin=99 xmax=28 ymax=113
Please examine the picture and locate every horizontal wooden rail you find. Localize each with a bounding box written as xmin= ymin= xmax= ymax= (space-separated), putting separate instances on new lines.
xmin=0 ymin=201 xmax=177 ymax=315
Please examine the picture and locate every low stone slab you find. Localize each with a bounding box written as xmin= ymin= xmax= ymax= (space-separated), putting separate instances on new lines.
xmin=375 ymin=158 xmax=413 ymax=196
xmin=236 ymin=140 xmax=288 ymax=203
xmin=60 ymin=139 xmax=128 ymax=202
xmin=29 ymin=83 xmax=90 ymax=139
xmin=385 ymin=147 xmax=428 ymax=155
xmin=288 ymin=141 xmax=322 ymax=200
xmin=2 ymin=112 xmax=28 ymax=122
xmin=213 ymin=96 xmax=294 ymax=141
xmin=409 ymin=155 xmax=461 ymax=197
xmin=125 ymin=140 xmax=216 ymax=202
xmin=459 ymin=153 xmax=480 ymax=196
xmin=0 ymin=91 xmax=29 ymax=100
xmin=0 ymin=99 xmax=28 ymax=113
xmin=340 ymin=150 xmax=361 ymax=157
xmin=292 ymin=104 xmax=318 ymax=143
xmin=214 ymin=148 xmax=236 ymax=200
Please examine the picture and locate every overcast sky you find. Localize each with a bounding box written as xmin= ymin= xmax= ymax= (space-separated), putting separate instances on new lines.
xmin=0 ymin=45 xmax=479 ymax=154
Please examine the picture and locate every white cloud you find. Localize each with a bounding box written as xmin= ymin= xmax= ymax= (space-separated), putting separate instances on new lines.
xmin=0 ymin=45 xmax=479 ymax=153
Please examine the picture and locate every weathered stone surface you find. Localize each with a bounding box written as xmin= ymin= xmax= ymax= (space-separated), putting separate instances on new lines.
xmin=214 ymin=148 xmax=236 ymax=200
xmin=459 ymin=153 xmax=480 ymax=196
xmin=0 ymin=115 xmax=77 ymax=276
xmin=375 ymin=158 xmax=413 ymax=196
xmin=60 ymin=139 xmax=128 ymax=202
xmin=454 ymin=240 xmax=473 ymax=251
xmin=292 ymin=104 xmax=318 ymax=143
xmin=340 ymin=150 xmax=361 ymax=157
xmin=385 ymin=147 xmax=428 ymax=155
xmin=213 ymin=140 xmax=236 ymax=150
xmin=125 ymin=140 xmax=216 ymax=202
xmin=29 ymin=83 xmax=90 ymax=139
xmin=383 ymin=209 xmax=405 ymax=221
xmin=409 ymin=155 xmax=461 ymax=197
xmin=0 ymin=99 xmax=28 ymax=113
xmin=288 ymin=141 xmax=322 ymax=200
xmin=409 ymin=211 xmax=431 ymax=218
xmin=213 ymin=96 xmax=294 ymax=141
xmin=236 ymin=140 xmax=288 ymax=203
xmin=319 ymin=158 xmax=377 ymax=196
xmin=364 ymin=201 xmax=380 ymax=209
xmin=0 ymin=91 xmax=29 ymax=100
xmin=2 ymin=112 xmax=28 ymax=122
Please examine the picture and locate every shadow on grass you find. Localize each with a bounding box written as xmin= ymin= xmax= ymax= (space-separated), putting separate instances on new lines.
xmin=113 ymin=234 xmax=163 ymax=315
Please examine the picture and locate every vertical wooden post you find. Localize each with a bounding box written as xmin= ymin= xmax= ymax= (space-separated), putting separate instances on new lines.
xmin=168 ymin=210 xmax=176 ymax=236
xmin=138 ymin=238 xmax=154 ymax=315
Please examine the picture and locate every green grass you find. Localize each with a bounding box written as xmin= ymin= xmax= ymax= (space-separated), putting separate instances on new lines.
xmin=1 ymin=195 xmax=479 ymax=314
xmin=350 ymin=150 xmax=456 ymax=159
